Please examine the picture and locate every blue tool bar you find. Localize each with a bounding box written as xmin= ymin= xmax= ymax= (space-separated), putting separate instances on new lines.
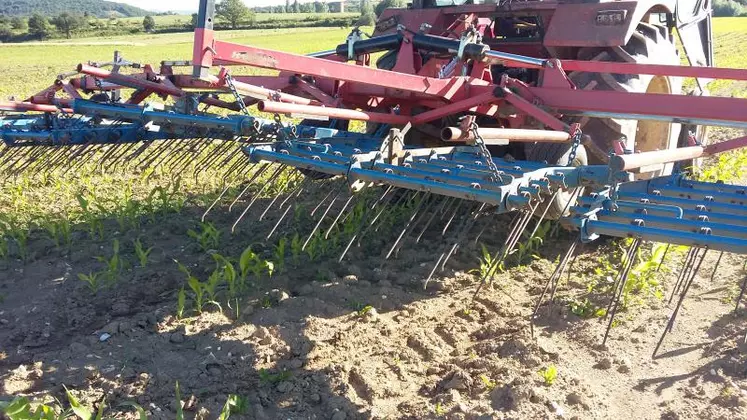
xmin=616 ymin=191 xmax=747 ymax=216
xmin=247 ymin=145 xmax=350 ymax=176
xmin=677 ymin=178 xmax=746 ymax=196
xmin=649 ymin=185 xmax=747 ymax=206
xmin=584 ymin=220 xmax=747 ymax=254
xmin=603 ymin=199 xmax=747 ymax=227
xmin=597 ymin=210 xmax=747 ymax=240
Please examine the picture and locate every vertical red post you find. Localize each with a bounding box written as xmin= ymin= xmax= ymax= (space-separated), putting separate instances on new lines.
xmin=193 ymin=0 xmax=216 ymax=80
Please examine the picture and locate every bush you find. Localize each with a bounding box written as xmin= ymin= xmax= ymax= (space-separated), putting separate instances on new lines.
xmin=713 ymin=0 xmax=744 ymax=16
xmin=357 ymin=12 xmax=376 ymax=26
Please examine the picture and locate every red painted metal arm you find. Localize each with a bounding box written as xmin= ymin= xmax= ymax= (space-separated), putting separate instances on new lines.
xmin=258 ymin=101 xmax=411 ymax=125
xmin=77 ymin=64 xmax=184 ymax=97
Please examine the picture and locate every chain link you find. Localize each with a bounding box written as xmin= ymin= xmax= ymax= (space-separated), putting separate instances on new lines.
xmin=470 ymin=122 xmax=502 ymax=182
xmin=567 ymin=125 xmax=583 ymax=166
xmin=224 ymin=73 xmax=250 ymax=116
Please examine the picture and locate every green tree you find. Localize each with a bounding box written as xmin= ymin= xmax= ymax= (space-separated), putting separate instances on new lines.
xmin=285 ymin=0 xmax=291 ymax=13
xmin=0 ymin=24 xmax=12 ymax=43
xmin=10 ymin=17 xmax=27 ymax=31
xmin=293 ymin=0 xmax=301 ymax=13
xmin=375 ymin=0 xmax=407 ymax=16
xmin=191 ymin=13 xmax=199 ymax=29
xmin=52 ymin=13 xmax=84 ymax=39
xmin=216 ymin=0 xmax=251 ymax=29
xmin=28 ymin=13 xmax=53 ymax=40
xmin=143 ymin=15 xmax=156 ymax=31
xmin=314 ymin=2 xmax=329 ymax=13
xmin=358 ymin=0 xmax=376 ymax=25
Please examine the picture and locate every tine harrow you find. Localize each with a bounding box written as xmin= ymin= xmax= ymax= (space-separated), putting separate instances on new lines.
xmin=1 ymin=0 xmax=747 ymax=356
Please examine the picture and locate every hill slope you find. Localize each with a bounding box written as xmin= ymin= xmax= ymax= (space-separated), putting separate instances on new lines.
xmin=0 ymin=0 xmax=151 ymax=18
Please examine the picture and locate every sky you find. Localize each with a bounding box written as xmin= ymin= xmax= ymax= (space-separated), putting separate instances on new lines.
xmin=114 ymin=1 xmax=310 ymax=13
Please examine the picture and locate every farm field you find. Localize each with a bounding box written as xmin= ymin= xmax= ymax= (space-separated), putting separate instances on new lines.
xmin=0 ymin=17 xmax=746 ymax=420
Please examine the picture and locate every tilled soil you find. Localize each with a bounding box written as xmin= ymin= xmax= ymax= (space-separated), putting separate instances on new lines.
xmin=1 ymin=201 xmax=746 ymax=420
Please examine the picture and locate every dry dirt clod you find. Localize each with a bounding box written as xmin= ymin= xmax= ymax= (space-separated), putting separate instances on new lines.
xmin=595 ymin=357 xmax=613 ymax=370
xmin=617 ymin=357 xmax=632 ymax=373
xmin=343 ymin=274 xmax=358 ymax=283
xmin=330 ymin=409 xmax=347 ymax=420
xmin=269 ymin=289 xmax=290 ymax=304
xmin=169 ymin=332 xmax=185 ymax=344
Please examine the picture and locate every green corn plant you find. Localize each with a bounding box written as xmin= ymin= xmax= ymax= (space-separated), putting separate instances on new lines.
xmin=176 ymin=287 xmax=186 ymax=320
xmin=0 ymin=236 xmax=8 ymax=261
xmin=290 ymin=233 xmax=302 ymax=266
xmin=78 ymin=272 xmax=104 ymax=294
xmin=258 ymin=368 xmax=291 ymax=384
xmin=133 ymin=238 xmax=154 ymax=268
xmin=239 ymin=245 xmax=275 ymax=285
xmin=479 ymin=374 xmax=497 ymax=391
xmin=42 ymin=216 xmax=72 ymax=250
xmin=175 ymin=381 xmax=184 ymax=420
xmin=469 ymin=244 xmax=502 ymax=281
xmin=218 ymin=395 xmax=249 ymax=420
xmin=95 ymin=239 xmax=122 ymax=286
xmin=1 ymin=396 xmax=71 ymax=420
xmin=177 ymin=261 xmax=205 ymax=314
xmin=213 ymin=253 xmax=238 ymax=301
xmin=187 ymin=222 xmax=221 ymax=252
xmin=76 ymin=193 xmax=104 ymax=240
xmin=273 ymin=238 xmax=287 ymax=273
xmin=120 ymin=402 xmax=148 ymax=420
xmin=9 ymin=228 xmax=29 ymax=262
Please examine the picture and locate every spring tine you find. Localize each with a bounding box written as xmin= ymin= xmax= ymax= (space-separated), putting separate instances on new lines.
xmin=231 ymin=165 xmax=288 ymax=233
xmin=603 ymin=237 xmax=643 ymax=320
xmin=311 ymin=188 xmax=337 ymax=217
xmin=393 ymin=195 xmax=440 ymax=258
xmin=656 ymin=244 xmax=671 ymax=273
xmin=669 ymin=247 xmax=696 ymax=304
xmin=441 ymin=200 xmax=466 ymax=236
xmin=303 ymin=186 xmax=345 ymax=250
xmin=735 ymin=275 xmax=747 ymax=314
xmin=259 ymin=171 xmax=302 ymax=222
xmin=549 ymin=187 xmax=581 ymax=237
xmin=229 ymin=163 xmax=271 ymax=212
xmin=339 ymin=186 xmax=396 ymax=262
xmin=710 ymin=251 xmax=724 ymax=282
xmin=353 ymin=187 xmax=400 ymax=248
xmin=414 ymin=196 xmax=448 ymax=244
xmin=384 ymin=193 xmax=432 ymax=260
xmin=530 ymin=237 xmax=581 ymax=336
xmin=323 ymin=194 xmax=356 ymax=240
xmin=439 ymin=203 xmax=488 ymax=270
xmin=653 ymin=247 xmax=709 ymax=358
xmin=202 ymin=182 xmax=234 ymax=222
xmin=602 ymin=238 xmax=642 ymax=345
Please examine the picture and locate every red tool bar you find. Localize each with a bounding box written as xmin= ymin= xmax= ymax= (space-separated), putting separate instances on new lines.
xmin=705 ymin=135 xmax=747 ymax=156
xmin=442 ymin=127 xmax=570 ymax=142
xmin=211 ymin=75 xmax=316 ymax=106
xmin=213 ymin=40 xmax=455 ymax=97
xmin=0 ymin=101 xmax=72 ymax=113
xmin=258 ymin=101 xmax=411 ymax=125
xmin=411 ymin=91 xmax=499 ymax=125
xmin=610 ymin=146 xmax=704 ymax=171
xmin=77 ymin=64 xmax=184 ymax=97
xmin=527 ymin=87 xmax=747 ymax=127
xmin=561 ymin=60 xmax=747 ymax=82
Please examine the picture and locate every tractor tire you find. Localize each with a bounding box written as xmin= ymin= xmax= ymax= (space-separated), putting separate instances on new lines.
xmin=567 ymin=22 xmax=683 ymax=178
xmin=525 ymin=142 xmax=588 ymax=220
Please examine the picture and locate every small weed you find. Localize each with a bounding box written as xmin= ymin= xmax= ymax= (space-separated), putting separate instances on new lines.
xmin=259 ymin=368 xmax=291 ymax=384
xmin=469 ymin=244 xmax=502 ymax=281
xmin=133 ymin=238 xmax=153 ymax=268
xmin=568 ymin=298 xmax=606 ymax=319
xmin=177 ymin=260 xmax=206 ymax=315
xmin=479 ymin=374 xmax=497 ymax=391
xmin=218 ymin=395 xmax=249 ymax=420
xmin=176 ymin=287 xmax=186 ymax=320
xmin=434 ymin=402 xmax=446 ymax=416
xmin=538 ymin=364 xmax=558 ymax=386
xmin=357 ymin=305 xmax=374 ymax=317
xmin=290 ymin=233 xmax=302 ymax=265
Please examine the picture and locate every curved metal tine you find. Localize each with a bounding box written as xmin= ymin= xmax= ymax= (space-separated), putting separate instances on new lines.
xmin=439 ymin=202 xmax=488 ymax=271
xmin=602 ymin=238 xmax=642 ymax=345
xmin=231 ymin=165 xmax=288 ymax=233
xmin=384 ymin=192 xmax=432 ymax=260
xmin=228 ymin=163 xmax=271 ymax=212
xmin=373 ymin=190 xmax=415 ymax=234
xmin=441 ymin=199 xmax=466 ymax=236
xmin=12 ymin=146 xmax=46 ymax=174
xmin=416 ymin=197 xmax=452 ymax=244
xmin=118 ymin=141 xmax=151 ymax=170
xmin=323 ymin=194 xmax=356 ymax=240
xmin=735 ymin=274 xmax=747 ymax=314
xmin=393 ymin=194 xmax=440 ymax=259
xmin=303 ymin=184 xmax=347 ymax=250
xmin=669 ymin=247 xmax=696 ymax=304
xmin=653 ymin=247 xmax=708 ymax=358
xmin=259 ymin=171 xmax=302 ymax=222
xmin=137 ymin=140 xmax=174 ymax=169
xmin=530 ymin=237 xmax=581 ymax=336
xmin=425 ymin=202 xmax=487 ymax=288
xmin=194 ymin=140 xmax=234 ymax=176
xmin=266 ymin=178 xmax=313 ymax=241
xmin=0 ymin=147 xmax=26 ymax=172
xmin=353 ymin=186 xmax=400 ymax=249
xmin=603 ymin=238 xmax=642 ymax=320
xmin=656 ymin=244 xmax=671 ymax=273
xmin=339 ymin=186 xmax=396 ymax=262
xmin=710 ymin=251 xmax=725 ymax=282
xmin=439 ymin=196 xmax=459 ymax=220
xmin=471 ymin=211 xmax=524 ymax=294
xmin=311 ymin=188 xmax=337 ymax=217
xmin=549 ymin=187 xmax=581 ymax=237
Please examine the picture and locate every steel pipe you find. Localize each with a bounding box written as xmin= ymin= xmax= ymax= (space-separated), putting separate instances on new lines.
xmin=258 ymin=101 xmax=411 ymax=125
xmin=609 ymin=147 xmax=704 ymax=171
xmin=210 ymin=76 xmax=316 ymax=106
xmin=442 ymin=127 xmax=570 ymax=143
xmin=77 ymin=64 xmax=184 ymax=97
xmin=0 ymin=101 xmax=72 ymax=113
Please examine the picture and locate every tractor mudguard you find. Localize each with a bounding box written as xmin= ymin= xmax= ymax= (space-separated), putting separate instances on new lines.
xmin=543 ymin=0 xmax=676 ymax=48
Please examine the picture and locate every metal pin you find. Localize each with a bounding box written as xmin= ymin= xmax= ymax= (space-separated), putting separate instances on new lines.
xmin=229 ymin=163 xmax=271 ymax=212
xmin=231 ymin=165 xmax=288 ymax=233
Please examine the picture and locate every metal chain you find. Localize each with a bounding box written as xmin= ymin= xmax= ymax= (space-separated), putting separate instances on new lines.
xmin=567 ymin=125 xmax=583 ymax=166
xmin=470 ymin=122 xmax=502 ymax=182
xmin=224 ymin=73 xmax=250 ymax=116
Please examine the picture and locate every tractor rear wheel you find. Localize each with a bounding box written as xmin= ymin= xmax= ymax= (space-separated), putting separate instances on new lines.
xmin=568 ymin=22 xmax=683 ymax=178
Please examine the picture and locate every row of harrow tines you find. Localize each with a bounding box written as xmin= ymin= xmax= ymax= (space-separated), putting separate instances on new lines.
xmin=0 ymin=32 xmax=745 ymax=356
